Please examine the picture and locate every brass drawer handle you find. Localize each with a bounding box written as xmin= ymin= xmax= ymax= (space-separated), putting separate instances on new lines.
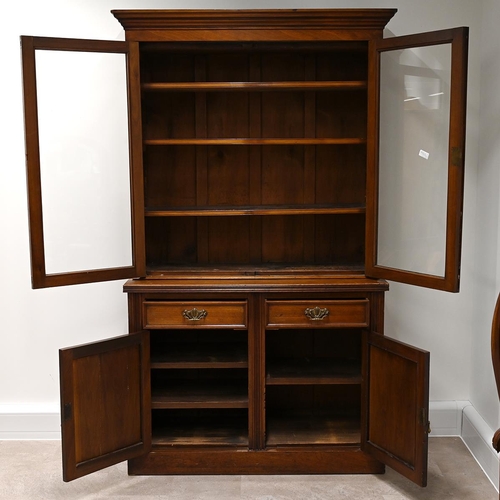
xmin=304 ymin=307 xmax=329 ymax=321
xmin=182 ymin=308 xmax=208 ymax=321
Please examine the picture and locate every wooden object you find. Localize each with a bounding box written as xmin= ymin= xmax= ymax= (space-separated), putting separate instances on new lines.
xmin=19 ymin=8 xmax=470 ymax=488
xmin=490 ymin=293 xmax=500 ymax=499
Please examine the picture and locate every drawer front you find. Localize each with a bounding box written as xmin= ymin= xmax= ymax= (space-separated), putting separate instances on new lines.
xmin=144 ymin=301 xmax=247 ymax=329
xmin=266 ymin=299 xmax=369 ymax=328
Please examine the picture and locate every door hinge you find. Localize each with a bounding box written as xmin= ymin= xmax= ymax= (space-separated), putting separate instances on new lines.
xmin=63 ymin=403 xmax=72 ymax=421
xmin=420 ymin=408 xmax=431 ymax=434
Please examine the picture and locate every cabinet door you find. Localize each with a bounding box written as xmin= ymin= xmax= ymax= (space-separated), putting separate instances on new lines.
xmin=363 ymin=331 xmax=430 ymax=487
xmin=21 ymin=36 xmax=145 ymax=288
xmin=59 ymin=331 xmax=151 ymax=481
xmin=366 ymin=28 xmax=468 ymax=292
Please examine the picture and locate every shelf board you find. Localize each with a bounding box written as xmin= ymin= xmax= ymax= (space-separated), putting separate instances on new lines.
xmin=151 ymin=343 xmax=248 ymax=369
xmin=145 ymin=264 xmax=365 ymax=278
xmin=143 ymin=138 xmax=366 ymax=146
xmin=266 ymin=413 xmax=360 ymax=446
xmin=145 ymin=204 xmax=366 ymax=217
xmin=266 ymin=358 xmax=361 ymax=385
xmin=152 ymin=418 xmax=248 ymax=447
xmin=151 ymin=381 xmax=249 ymax=409
xmin=142 ymin=80 xmax=367 ymax=92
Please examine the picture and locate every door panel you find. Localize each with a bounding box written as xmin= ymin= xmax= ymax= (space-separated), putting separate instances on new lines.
xmin=59 ymin=332 xmax=150 ymax=481
xmin=21 ymin=36 xmax=145 ymax=288
xmin=363 ymin=331 xmax=430 ymax=487
xmin=366 ymin=28 xmax=468 ymax=292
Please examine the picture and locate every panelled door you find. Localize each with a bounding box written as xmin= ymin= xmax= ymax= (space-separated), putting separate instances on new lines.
xmin=363 ymin=331 xmax=430 ymax=487
xmin=59 ymin=331 xmax=151 ymax=481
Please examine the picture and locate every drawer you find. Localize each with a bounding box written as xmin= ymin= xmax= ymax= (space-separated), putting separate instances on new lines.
xmin=143 ymin=301 xmax=247 ymax=329
xmin=266 ymin=299 xmax=369 ymax=328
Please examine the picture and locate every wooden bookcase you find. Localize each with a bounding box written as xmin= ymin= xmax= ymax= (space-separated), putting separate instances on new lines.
xmin=21 ymin=9 xmax=468 ymax=488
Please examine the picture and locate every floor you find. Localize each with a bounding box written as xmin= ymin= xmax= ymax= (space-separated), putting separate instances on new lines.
xmin=0 ymin=438 xmax=496 ymax=499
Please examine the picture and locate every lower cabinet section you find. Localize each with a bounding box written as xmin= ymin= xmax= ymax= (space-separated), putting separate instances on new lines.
xmin=59 ymin=278 xmax=429 ymax=486
xmin=129 ymin=283 xmax=391 ymax=476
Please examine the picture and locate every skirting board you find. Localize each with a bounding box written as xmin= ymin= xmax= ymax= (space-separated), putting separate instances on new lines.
xmin=0 ymin=404 xmax=60 ymax=440
xmin=462 ymin=403 xmax=499 ymax=491
xmin=0 ymin=401 xmax=498 ymax=489
xmin=429 ymin=400 xmax=499 ymax=491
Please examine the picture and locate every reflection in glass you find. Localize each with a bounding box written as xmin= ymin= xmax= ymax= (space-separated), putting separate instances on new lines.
xmin=36 ymin=50 xmax=133 ymax=275
xmin=377 ymin=44 xmax=451 ymax=277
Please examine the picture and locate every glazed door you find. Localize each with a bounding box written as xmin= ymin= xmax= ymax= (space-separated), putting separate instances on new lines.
xmin=59 ymin=332 xmax=151 ymax=481
xmin=363 ymin=331 xmax=430 ymax=487
xmin=21 ymin=36 xmax=145 ymax=288
xmin=366 ymin=28 xmax=468 ymax=292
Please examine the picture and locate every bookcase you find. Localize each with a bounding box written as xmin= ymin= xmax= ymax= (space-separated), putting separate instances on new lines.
xmin=21 ymin=9 xmax=468 ymax=488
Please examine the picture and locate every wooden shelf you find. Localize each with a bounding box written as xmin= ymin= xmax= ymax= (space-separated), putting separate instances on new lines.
xmin=143 ymin=264 xmax=366 ymax=279
xmin=266 ymin=358 xmax=361 ymax=385
xmin=142 ymin=81 xmax=367 ymax=92
xmin=151 ymin=381 xmax=248 ymax=409
xmin=151 ymin=342 xmax=248 ymax=369
xmin=145 ymin=204 xmax=366 ymax=217
xmin=152 ymin=417 xmax=248 ymax=447
xmin=266 ymin=413 xmax=360 ymax=446
xmin=143 ymin=138 xmax=366 ymax=146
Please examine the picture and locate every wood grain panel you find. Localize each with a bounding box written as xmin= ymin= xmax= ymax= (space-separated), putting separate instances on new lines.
xmin=144 ymin=146 xmax=197 ymax=208
xmin=364 ymin=332 xmax=429 ymax=487
xmin=266 ymin=299 xmax=369 ymax=328
xmin=73 ymin=347 xmax=142 ymax=463
xmin=144 ymin=300 xmax=247 ymax=328
xmin=207 ymin=146 xmax=251 ymax=206
xmin=59 ymin=332 xmax=150 ymax=481
xmin=315 ymin=145 xmax=366 ymax=205
xmin=142 ymin=92 xmax=195 ymax=140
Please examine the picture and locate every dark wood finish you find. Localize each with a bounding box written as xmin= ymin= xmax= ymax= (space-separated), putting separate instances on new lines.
xmin=266 ymin=299 xmax=369 ymax=328
xmin=113 ymin=9 xmax=397 ymax=42
xmin=21 ymin=36 xmax=146 ymax=288
xmin=143 ymin=300 xmax=247 ymax=329
xmin=491 ymin=293 xmax=500 ymax=406
xmin=124 ymin=277 xmax=390 ymax=294
xmin=266 ymin=414 xmax=360 ymax=446
xmin=59 ymin=332 xmax=150 ymax=481
xmin=266 ymin=358 xmax=361 ymax=385
xmin=366 ymin=28 xmax=468 ymax=292
xmin=143 ymin=81 xmax=367 ymax=91
xmin=491 ymin=294 xmax=500 ymax=457
xmin=152 ymin=411 xmax=249 ymax=446
xmin=20 ymin=8 xmax=468 ymax=486
xmin=145 ymin=204 xmax=366 ymax=217
xmin=491 ymin=293 xmax=500 ymax=500
xmin=150 ymin=342 xmax=248 ymax=369
xmin=363 ymin=331 xmax=430 ymax=487
xmin=144 ymin=138 xmax=366 ymax=145
xmin=128 ymin=447 xmax=385 ymax=475
xmin=151 ymin=381 xmax=248 ymax=409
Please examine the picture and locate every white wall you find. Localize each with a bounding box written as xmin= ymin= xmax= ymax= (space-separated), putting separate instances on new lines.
xmin=1 ymin=0 xmax=497 ymax=438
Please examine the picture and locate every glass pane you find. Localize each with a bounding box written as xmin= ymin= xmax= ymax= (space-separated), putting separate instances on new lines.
xmin=35 ymin=49 xmax=132 ymax=275
xmin=377 ymin=44 xmax=451 ymax=277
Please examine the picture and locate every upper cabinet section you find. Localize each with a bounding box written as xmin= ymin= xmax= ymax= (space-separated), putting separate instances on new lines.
xmin=21 ymin=37 xmax=145 ymax=288
xmin=21 ymin=11 xmax=468 ymax=292
xmin=366 ymin=28 xmax=468 ymax=292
